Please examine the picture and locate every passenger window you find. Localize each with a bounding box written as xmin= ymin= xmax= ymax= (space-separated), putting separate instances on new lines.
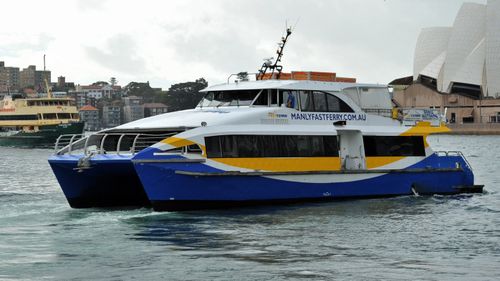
xmin=326 ymin=94 xmax=340 ymax=112
xmin=280 ymin=90 xmax=299 ymax=110
xmin=326 ymin=93 xmax=354 ymax=112
xmin=310 ymin=136 xmax=325 ymax=156
xmin=252 ymin=90 xmax=268 ymax=106
xmin=363 ymin=136 xmax=425 ymax=157
xmin=205 ymin=136 xmax=222 ymax=158
xmin=220 ymin=135 xmax=238 ymax=157
xmin=236 ymin=135 xmax=259 ymax=157
xmin=313 ymin=91 xmax=328 ymax=112
xmin=299 ymin=91 xmax=314 ymax=111
xmin=205 ymin=135 xmax=340 ymax=158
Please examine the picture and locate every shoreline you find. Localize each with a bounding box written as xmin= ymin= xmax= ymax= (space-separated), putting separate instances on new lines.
xmin=444 ymin=124 xmax=500 ymax=135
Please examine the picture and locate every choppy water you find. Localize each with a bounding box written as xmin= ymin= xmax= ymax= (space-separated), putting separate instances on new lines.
xmin=0 ymin=135 xmax=499 ymax=281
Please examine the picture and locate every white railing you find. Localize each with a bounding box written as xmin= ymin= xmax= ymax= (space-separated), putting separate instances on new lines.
xmin=434 ymin=150 xmax=473 ymax=170
xmin=54 ymin=132 xmax=178 ymax=155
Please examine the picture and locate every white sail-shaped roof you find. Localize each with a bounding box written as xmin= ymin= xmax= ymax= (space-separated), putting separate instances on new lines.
xmin=413 ymin=27 xmax=451 ymax=81
xmin=413 ymin=0 xmax=500 ymax=97
xmin=486 ymin=0 xmax=500 ymax=97
xmin=441 ymin=3 xmax=486 ymax=92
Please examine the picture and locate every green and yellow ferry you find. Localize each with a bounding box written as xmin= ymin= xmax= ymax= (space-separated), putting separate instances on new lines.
xmin=0 ymin=93 xmax=84 ymax=147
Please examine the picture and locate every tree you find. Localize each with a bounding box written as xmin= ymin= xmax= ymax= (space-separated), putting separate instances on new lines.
xmin=164 ymin=78 xmax=208 ymax=112
xmin=92 ymin=81 xmax=109 ymax=86
xmin=123 ymin=81 xmax=159 ymax=103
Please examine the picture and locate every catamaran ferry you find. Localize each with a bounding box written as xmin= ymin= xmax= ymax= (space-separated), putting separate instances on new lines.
xmin=48 ymin=73 xmax=482 ymax=211
xmin=48 ymin=29 xmax=482 ymax=211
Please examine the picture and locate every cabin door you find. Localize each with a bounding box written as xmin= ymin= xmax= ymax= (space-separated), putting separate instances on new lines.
xmin=338 ymin=130 xmax=366 ymax=170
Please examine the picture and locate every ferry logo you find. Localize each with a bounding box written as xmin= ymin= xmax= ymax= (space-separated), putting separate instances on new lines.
xmin=267 ymin=112 xmax=288 ymax=119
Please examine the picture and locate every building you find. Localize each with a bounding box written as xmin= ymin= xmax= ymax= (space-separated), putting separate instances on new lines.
xmin=102 ymin=105 xmax=122 ymax=128
xmin=122 ymin=96 xmax=144 ymax=123
xmin=52 ymin=76 xmax=75 ymax=92
xmin=19 ymin=65 xmax=51 ymax=90
xmin=71 ymin=91 xmax=98 ymax=108
xmin=393 ymin=0 xmax=500 ymax=132
xmin=413 ymin=0 xmax=500 ymax=97
xmin=76 ymin=84 xmax=122 ymax=100
xmin=143 ymin=103 xmax=168 ymax=117
xmin=0 ymin=61 xmax=20 ymax=92
xmin=79 ymin=105 xmax=100 ymax=131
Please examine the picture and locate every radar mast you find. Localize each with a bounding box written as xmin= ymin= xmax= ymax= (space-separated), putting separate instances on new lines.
xmin=257 ymin=27 xmax=292 ymax=80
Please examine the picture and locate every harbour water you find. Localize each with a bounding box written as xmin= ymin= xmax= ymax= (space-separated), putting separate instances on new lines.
xmin=0 ymin=135 xmax=499 ymax=280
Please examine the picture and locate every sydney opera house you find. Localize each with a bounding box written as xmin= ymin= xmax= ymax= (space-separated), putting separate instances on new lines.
xmin=393 ymin=0 xmax=500 ymax=131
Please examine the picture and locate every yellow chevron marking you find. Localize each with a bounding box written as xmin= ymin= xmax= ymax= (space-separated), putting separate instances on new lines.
xmin=160 ymin=137 xmax=205 ymax=154
xmin=161 ymin=137 xmax=196 ymax=147
xmin=400 ymin=121 xmax=450 ymax=147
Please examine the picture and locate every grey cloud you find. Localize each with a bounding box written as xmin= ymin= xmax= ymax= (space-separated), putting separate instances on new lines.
xmin=0 ymin=33 xmax=54 ymax=56
xmin=169 ymin=28 xmax=267 ymax=75
xmin=85 ymin=34 xmax=147 ymax=74
xmin=161 ymin=0 xmax=478 ymax=83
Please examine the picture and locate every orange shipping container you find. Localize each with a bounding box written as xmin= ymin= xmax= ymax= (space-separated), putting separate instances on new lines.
xmin=291 ymin=71 xmax=309 ymax=80
xmin=335 ymin=77 xmax=356 ymax=83
xmin=309 ymin=71 xmax=336 ymax=82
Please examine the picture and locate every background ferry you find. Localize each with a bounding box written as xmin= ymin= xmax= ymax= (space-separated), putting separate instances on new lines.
xmin=0 ymin=93 xmax=84 ymax=147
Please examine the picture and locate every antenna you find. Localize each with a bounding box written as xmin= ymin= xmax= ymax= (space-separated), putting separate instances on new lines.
xmin=257 ymin=25 xmax=293 ymax=80
xmin=43 ymin=54 xmax=53 ymax=99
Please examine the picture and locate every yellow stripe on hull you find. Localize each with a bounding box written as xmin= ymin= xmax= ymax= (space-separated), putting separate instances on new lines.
xmin=211 ymin=157 xmax=342 ymax=172
xmin=365 ymin=156 xmax=405 ymax=169
xmin=211 ymin=156 xmax=410 ymax=172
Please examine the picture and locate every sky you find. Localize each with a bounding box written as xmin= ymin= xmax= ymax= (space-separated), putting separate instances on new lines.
xmin=0 ymin=0 xmax=487 ymax=90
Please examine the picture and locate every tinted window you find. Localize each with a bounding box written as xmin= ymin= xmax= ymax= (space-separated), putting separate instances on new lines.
xmin=220 ymin=135 xmax=238 ymax=157
xmin=198 ymin=90 xmax=260 ymax=107
xmin=300 ymin=91 xmax=354 ymax=112
xmin=363 ymin=136 xmax=425 ymax=157
xmin=205 ymin=135 xmax=339 ymax=158
xmin=252 ymin=90 xmax=268 ymax=106
xmin=0 ymin=114 xmax=38 ymax=120
xmin=326 ymin=93 xmax=354 ymax=112
xmin=280 ymin=90 xmax=299 ymax=110
xmin=326 ymin=94 xmax=340 ymax=111
xmin=236 ymin=135 xmax=259 ymax=157
xmin=299 ymin=91 xmax=314 ymax=111
xmin=205 ymin=136 xmax=221 ymax=158
xmin=313 ymin=92 xmax=327 ymax=112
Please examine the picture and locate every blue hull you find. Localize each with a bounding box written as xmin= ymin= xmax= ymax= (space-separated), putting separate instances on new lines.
xmin=133 ymin=154 xmax=477 ymax=211
xmin=48 ymin=155 xmax=150 ymax=208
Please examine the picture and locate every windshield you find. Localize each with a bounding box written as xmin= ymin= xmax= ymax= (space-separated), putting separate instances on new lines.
xmin=198 ymin=90 xmax=261 ymax=107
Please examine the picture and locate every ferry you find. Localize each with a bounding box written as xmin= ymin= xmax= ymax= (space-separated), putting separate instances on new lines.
xmin=0 ymin=93 xmax=84 ymax=147
xmin=48 ymin=74 xmax=482 ymax=210
xmin=48 ymin=29 xmax=482 ymax=210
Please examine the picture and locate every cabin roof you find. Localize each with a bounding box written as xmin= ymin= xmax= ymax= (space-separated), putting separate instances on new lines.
xmin=202 ymin=80 xmax=387 ymax=92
